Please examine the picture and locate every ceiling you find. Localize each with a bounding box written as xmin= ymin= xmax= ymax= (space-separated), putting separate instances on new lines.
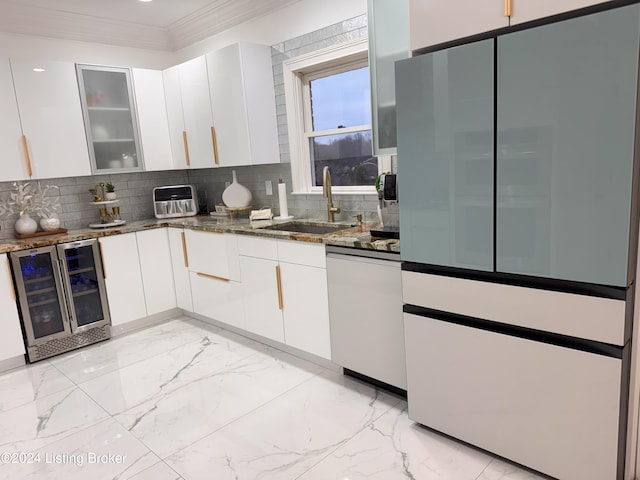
xmin=0 ymin=0 xmax=302 ymax=51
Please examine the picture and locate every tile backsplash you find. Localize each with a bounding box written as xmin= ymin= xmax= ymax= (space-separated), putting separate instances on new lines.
xmin=0 ymin=13 xmax=379 ymax=241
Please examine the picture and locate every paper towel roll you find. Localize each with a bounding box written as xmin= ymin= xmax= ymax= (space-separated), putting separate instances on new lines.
xmin=278 ymin=182 xmax=289 ymax=218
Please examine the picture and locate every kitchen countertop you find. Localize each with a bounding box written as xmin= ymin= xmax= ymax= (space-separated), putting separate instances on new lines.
xmin=0 ymin=216 xmax=400 ymax=254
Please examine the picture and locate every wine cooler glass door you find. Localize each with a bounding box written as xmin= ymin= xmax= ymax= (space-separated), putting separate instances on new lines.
xmin=58 ymin=239 xmax=110 ymax=332
xmin=11 ymin=246 xmax=71 ymax=345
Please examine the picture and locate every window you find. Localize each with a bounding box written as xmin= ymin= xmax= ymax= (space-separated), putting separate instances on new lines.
xmin=283 ymin=38 xmax=390 ymax=193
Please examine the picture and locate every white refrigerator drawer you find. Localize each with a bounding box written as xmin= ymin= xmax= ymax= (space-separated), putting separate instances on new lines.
xmin=404 ymin=313 xmax=621 ymax=480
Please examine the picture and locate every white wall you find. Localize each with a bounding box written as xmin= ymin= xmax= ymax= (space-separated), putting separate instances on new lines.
xmin=175 ymin=0 xmax=367 ymax=61
xmin=0 ymin=32 xmax=174 ymax=69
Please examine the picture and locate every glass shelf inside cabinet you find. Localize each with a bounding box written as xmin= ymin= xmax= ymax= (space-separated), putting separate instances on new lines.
xmin=77 ymin=65 xmax=142 ymax=173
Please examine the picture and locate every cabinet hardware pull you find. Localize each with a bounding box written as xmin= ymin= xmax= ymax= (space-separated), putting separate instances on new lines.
xmin=6 ymin=258 xmax=16 ymax=302
xmin=98 ymin=242 xmax=106 ymax=279
xmin=504 ymin=0 xmax=512 ymax=17
xmin=211 ymin=126 xmax=220 ymax=165
xmin=197 ymin=272 xmax=229 ymax=282
xmin=182 ymin=131 xmax=191 ymax=167
xmin=275 ymin=265 xmax=283 ymax=310
xmin=21 ymin=135 xmax=33 ymax=177
xmin=181 ymin=231 xmax=189 ymax=268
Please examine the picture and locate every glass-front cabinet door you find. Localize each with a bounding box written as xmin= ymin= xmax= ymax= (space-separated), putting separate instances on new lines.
xmin=496 ymin=5 xmax=640 ymax=287
xmin=396 ymin=39 xmax=494 ymax=271
xmin=76 ymin=65 xmax=144 ymax=173
xmin=10 ymin=246 xmax=70 ymax=344
xmin=57 ymin=240 xmax=110 ymax=331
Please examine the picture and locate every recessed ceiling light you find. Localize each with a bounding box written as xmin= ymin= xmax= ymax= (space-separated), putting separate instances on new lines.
xmin=139 ymin=0 xmax=153 ymax=2
xmin=32 ymin=68 xmax=45 ymax=72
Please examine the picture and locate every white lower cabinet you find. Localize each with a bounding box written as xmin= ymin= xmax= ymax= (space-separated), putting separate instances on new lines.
xmin=167 ymin=228 xmax=193 ymax=312
xmin=240 ymin=255 xmax=284 ymax=342
xmin=238 ymin=236 xmax=331 ymax=359
xmin=99 ymin=234 xmax=147 ymax=327
xmin=0 ymin=253 xmax=26 ymax=361
xmin=136 ymin=228 xmax=176 ymax=315
xmin=404 ymin=313 xmax=621 ymax=480
xmin=190 ymin=271 xmax=243 ymax=329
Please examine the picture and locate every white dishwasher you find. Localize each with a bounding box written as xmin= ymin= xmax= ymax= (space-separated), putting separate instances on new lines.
xmin=326 ymin=246 xmax=406 ymax=391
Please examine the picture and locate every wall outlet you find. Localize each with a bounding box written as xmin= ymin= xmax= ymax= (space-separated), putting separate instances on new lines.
xmin=265 ymin=180 xmax=273 ymax=196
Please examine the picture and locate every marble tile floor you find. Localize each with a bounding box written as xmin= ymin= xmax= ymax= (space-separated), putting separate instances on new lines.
xmin=0 ymin=315 xmax=549 ymax=480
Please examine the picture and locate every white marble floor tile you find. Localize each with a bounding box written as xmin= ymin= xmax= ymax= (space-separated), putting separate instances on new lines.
xmin=477 ymin=458 xmax=549 ymax=480
xmin=0 ymin=387 xmax=109 ymax=455
xmin=298 ymin=402 xmax=494 ymax=480
xmin=0 ymin=418 xmax=159 ymax=480
xmin=114 ymin=347 xmax=325 ymax=458
xmin=49 ymin=318 xmax=217 ymax=384
xmin=0 ymin=362 xmax=75 ymax=413
xmin=79 ymin=330 xmax=266 ymax=415
xmin=165 ymin=371 xmax=401 ymax=480
xmin=127 ymin=461 xmax=183 ymax=480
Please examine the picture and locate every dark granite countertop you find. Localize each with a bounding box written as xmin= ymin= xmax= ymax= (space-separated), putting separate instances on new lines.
xmin=0 ymin=216 xmax=400 ymax=254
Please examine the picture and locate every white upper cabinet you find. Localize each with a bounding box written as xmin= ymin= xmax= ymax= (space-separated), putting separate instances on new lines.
xmin=410 ymin=0 xmax=507 ymax=51
xmin=0 ymin=59 xmax=27 ymax=182
xmin=132 ymin=68 xmax=173 ymax=172
xmin=510 ymin=0 xmax=611 ymax=25
xmin=410 ymin=0 xmax=611 ymax=51
xmin=10 ymin=59 xmax=91 ymax=179
xmin=206 ymin=42 xmax=280 ymax=167
xmin=163 ymin=57 xmax=216 ymax=169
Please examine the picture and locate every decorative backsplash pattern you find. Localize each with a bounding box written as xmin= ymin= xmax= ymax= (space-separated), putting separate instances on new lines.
xmin=0 ymin=14 xmax=380 ymax=241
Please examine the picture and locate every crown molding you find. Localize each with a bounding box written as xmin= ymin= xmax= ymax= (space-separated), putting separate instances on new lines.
xmin=0 ymin=2 xmax=172 ymax=51
xmin=0 ymin=0 xmax=303 ymax=53
xmin=168 ymin=0 xmax=301 ymax=50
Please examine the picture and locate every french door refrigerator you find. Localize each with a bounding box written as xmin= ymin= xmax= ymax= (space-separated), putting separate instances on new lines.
xmin=10 ymin=238 xmax=111 ymax=362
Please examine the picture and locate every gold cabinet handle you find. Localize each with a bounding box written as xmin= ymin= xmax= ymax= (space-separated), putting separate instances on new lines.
xmin=98 ymin=242 xmax=106 ymax=279
xmin=197 ymin=272 xmax=229 ymax=282
xmin=181 ymin=231 xmax=189 ymax=268
xmin=504 ymin=0 xmax=512 ymax=17
xmin=21 ymin=135 xmax=33 ymax=177
xmin=6 ymin=258 xmax=15 ymax=302
xmin=275 ymin=265 xmax=283 ymax=310
xmin=211 ymin=126 xmax=219 ymax=166
xmin=182 ymin=130 xmax=191 ymax=167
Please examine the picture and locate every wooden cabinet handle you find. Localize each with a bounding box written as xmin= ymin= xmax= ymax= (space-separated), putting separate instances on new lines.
xmin=181 ymin=231 xmax=189 ymax=268
xmin=211 ymin=126 xmax=219 ymax=165
xmin=275 ymin=265 xmax=283 ymax=310
xmin=21 ymin=135 xmax=33 ymax=177
xmin=197 ymin=272 xmax=229 ymax=282
xmin=182 ymin=131 xmax=191 ymax=166
xmin=504 ymin=0 xmax=512 ymax=17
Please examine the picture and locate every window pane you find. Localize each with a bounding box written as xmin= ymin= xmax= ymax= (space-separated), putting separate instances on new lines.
xmin=310 ymin=130 xmax=376 ymax=187
xmin=310 ymin=67 xmax=371 ymax=131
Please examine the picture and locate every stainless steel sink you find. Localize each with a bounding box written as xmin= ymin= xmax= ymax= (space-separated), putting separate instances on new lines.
xmin=259 ymin=221 xmax=352 ymax=235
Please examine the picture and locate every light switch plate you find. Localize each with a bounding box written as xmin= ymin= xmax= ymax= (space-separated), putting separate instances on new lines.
xmin=265 ymin=180 xmax=273 ymax=195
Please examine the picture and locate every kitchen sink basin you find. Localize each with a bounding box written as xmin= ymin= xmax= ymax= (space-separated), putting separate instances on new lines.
xmin=259 ymin=221 xmax=352 ymax=235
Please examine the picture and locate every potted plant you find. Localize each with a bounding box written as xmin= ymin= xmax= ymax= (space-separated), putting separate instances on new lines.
xmin=105 ymin=183 xmax=117 ymax=200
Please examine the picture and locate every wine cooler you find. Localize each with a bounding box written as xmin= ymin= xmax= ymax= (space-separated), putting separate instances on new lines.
xmin=10 ymin=239 xmax=111 ymax=362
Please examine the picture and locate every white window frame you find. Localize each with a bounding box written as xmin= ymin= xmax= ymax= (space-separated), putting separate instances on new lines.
xmin=283 ymin=37 xmax=391 ymax=194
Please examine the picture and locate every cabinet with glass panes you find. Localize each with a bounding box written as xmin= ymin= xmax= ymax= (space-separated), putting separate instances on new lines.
xmin=76 ymin=65 xmax=144 ymax=173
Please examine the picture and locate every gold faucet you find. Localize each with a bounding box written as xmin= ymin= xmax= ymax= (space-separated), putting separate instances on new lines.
xmin=322 ymin=166 xmax=341 ymax=222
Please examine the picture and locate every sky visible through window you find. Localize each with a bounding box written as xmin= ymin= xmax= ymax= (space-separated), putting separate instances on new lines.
xmin=310 ymin=66 xmax=371 ymax=132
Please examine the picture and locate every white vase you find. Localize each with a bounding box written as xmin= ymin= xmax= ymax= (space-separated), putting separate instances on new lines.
xmin=40 ymin=215 xmax=61 ymax=231
xmin=105 ymin=192 xmax=117 ymax=200
xmin=15 ymin=213 xmax=38 ymax=235
xmin=222 ymin=170 xmax=252 ymax=208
